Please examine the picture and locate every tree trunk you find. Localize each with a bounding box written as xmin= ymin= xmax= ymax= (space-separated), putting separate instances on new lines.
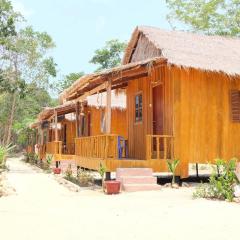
xmin=5 ymin=92 xmax=17 ymax=145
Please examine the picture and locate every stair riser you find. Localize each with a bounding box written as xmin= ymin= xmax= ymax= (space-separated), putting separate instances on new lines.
xmin=116 ymin=168 xmax=153 ymax=178
xmin=121 ymin=177 xmax=156 ymax=184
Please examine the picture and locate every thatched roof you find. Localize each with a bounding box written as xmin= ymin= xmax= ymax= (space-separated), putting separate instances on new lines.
xmin=60 ymin=57 xmax=166 ymax=102
xmin=87 ymin=90 xmax=126 ymax=109
xmin=123 ymin=26 xmax=240 ymax=76
xmin=37 ymin=91 xmax=126 ymax=121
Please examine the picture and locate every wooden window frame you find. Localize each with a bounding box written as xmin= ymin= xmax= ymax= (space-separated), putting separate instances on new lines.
xmin=230 ymin=89 xmax=240 ymax=122
xmin=135 ymin=92 xmax=143 ymax=123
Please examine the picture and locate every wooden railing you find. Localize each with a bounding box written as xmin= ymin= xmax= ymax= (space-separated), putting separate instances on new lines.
xmin=62 ymin=143 xmax=75 ymax=155
xmin=75 ymin=134 xmax=118 ymax=159
xmin=46 ymin=141 xmax=62 ymax=155
xmin=146 ymin=135 xmax=174 ymax=160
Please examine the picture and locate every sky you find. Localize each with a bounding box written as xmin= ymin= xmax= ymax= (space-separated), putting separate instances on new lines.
xmin=12 ymin=0 xmax=173 ymax=77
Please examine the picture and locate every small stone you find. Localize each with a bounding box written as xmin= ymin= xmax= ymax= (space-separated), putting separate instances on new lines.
xmin=164 ymin=183 xmax=171 ymax=188
xmin=182 ymin=182 xmax=190 ymax=188
xmin=172 ymin=183 xmax=179 ymax=189
xmin=233 ymin=197 xmax=240 ymax=203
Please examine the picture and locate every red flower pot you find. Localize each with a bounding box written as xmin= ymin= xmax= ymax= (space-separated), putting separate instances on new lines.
xmin=105 ymin=181 xmax=121 ymax=194
xmin=53 ymin=168 xmax=61 ymax=174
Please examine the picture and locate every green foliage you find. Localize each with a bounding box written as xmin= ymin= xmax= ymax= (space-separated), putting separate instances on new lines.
xmin=166 ymin=0 xmax=240 ymax=36
xmin=98 ymin=162 xmax=106 ymax=178
xmin=167 ymin=159 xmax=180 ymax=185
xmin=90 ymin=39 xmax=127 ymax=71
xmin=0 ymin=143 xmax=15 ymax=168
xmin=45 ymin=154 xmax=53 ymax=170
xmin=0 ymin=83 xmax=56 ymax=148
xmin=55 ymin=72 xmax=84 ymax=94
xmin=98 ymin=162 xmax=106 ymax=191
xmin=0 ymin=0 xmax=22 ymax=44
xmin=193 ymin=158 xmax=239 ymax=201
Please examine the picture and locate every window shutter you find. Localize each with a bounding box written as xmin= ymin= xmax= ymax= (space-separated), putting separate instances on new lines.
xmin=230 ymin=90 xmax=240 ymax=122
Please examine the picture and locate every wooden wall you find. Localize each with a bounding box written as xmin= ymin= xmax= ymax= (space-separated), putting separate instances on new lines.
xmin=87 ymin=106 xmax=127 ymax=138
xmin=170 ymin=66 xmax=240 ymax=177
xmin=127 ymin=64 xmax=173 ymax=159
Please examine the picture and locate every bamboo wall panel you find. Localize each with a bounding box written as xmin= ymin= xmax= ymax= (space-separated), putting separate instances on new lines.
xmin=87 ymin=107 xmax=127 ymax=139
xmin=127 ymin=64 xmax=173 ymax=160
xmin=171 ymin=66 xmax=240 ymax=177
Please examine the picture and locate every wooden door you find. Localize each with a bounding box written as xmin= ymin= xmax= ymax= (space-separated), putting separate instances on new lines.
xmin=152 ymin=84 xmax=164 ymax=135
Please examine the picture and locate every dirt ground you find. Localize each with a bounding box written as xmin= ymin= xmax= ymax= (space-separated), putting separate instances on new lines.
xmin=0 ymin=157 xmax=239 ymax=240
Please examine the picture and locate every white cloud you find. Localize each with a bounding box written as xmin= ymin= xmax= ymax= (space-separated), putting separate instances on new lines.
xmin=12 ymin=0 xmax=34 ymax=17
xmin=95 ymin=16 xmax=106 ymax=33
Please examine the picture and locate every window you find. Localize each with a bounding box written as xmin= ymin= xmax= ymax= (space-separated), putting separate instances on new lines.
xmin=230 ymin=90 xmax=240 ymax=122
xmin=135 ymin=94 xmax=143 ymax=122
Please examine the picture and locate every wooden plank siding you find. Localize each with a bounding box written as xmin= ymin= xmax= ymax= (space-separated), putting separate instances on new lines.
xmin=170 ymin=66 xmax=240 ymax=177
xmin=86 ymin=107 xmax=127 ymax=139
xmin=127 ymin=64 xmax=173 ymax=160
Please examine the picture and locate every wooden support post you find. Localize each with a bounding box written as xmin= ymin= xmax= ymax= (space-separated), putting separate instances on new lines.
xmin=105 ymin=172 xmax=111 ymax=181
xmin=40 ymin=125 xmax=44 ymax=145
xmin=54 ymin=110 xmax=58 ymax=141
xmin=196 ymin=163 xmax=199 ymax=178
xmin=106 ymin=79 xmax=112 ymax=134
xmin=75 ymin=101 xmax=80 ymax=137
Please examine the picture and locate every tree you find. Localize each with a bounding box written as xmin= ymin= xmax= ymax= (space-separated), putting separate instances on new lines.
xmin=56 ymin=72 xmax=84 ymax=93
xmin=166 ymin=0 xmax=240 ymax=36
xmin=0 ymin=0 xmax=21 ymax=43
xmin=0 ymin=83 xmax=56 ymax=148
xmin=0 ymin=26 xmax=56 ymax=145
xmin=89 ymin=39 xmax=126 ymax=71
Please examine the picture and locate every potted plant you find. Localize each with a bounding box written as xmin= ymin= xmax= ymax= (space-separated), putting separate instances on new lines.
xmin=104 ymin=180 xmax=121 ymax=194
xmin=53 ymin=167 xmax=61 ymax=174
xmin=167 ymin=159 xmax=180 ymax=188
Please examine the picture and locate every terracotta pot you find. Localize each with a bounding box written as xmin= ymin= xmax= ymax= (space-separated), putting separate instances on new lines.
xmin=53 ymin=168 xmax=61 ymax=174
xmin=105 ymin=181 xmax=121 ymax=194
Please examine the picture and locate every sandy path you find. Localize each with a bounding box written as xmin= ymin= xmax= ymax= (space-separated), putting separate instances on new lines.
xmin=0 ymin=157 xmax=239 ymax=240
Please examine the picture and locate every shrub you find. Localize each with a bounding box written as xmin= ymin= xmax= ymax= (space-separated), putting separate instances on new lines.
xmin=193 ymin=158 xmax=239 ymax=201
xmin=167 ymin=159 xmax=180 ymax=185
xmin=44 ymin=154 xmax=53 ymax=170
xmin=65 ymin=164 xmax=73 ymax=181
xmin=0 ymin=144 xmax=15 ymax=169
xmin=98 ymin=162 xmax=106 ymax=191
xmin=77 ymin=168 xmax=94 ymax=187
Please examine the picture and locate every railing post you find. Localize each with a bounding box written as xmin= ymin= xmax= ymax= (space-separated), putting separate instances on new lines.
xmin=164 ymin=137 xmax=167 ymax=160
xmin=156 ymin=137 xmax=160 ymax=160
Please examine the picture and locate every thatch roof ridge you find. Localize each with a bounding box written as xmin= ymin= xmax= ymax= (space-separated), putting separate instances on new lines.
xmin=123 ymin=26 xmax=240 ymax=76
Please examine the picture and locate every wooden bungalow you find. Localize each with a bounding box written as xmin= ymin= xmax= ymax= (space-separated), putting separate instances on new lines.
xmin=60 ymin=26 xmax=240 ymax=178
xmin=31 ymin=92 xmax=127 ymax=165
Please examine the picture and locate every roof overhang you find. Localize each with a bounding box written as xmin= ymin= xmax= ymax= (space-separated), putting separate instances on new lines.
xmin=60 ymin=57 xmax=167 ymax=102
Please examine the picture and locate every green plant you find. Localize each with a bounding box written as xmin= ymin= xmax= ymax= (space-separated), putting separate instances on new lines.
xmin=98 ymin=162 xmax=106 ymax=191
xmin=0 ymin=144 xmax=15 ymax=169
xmin=65 ymin=164 xmax=73 ymax=181
xmin=167 ymin=159 xmax=180 ymax=185
xmin=77 ymin=168 xmax=94 ymax=187
xmin=45 ymin=154 xmax=53 ymax=168
xmin=193 ymin=158 xmax=239 ymax=201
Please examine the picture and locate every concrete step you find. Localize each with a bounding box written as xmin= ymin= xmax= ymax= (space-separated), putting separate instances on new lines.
xmin=116 ymin=168 xmax=153 ymax=179
xmin=120 ymin=176 xmax=157 ymax=184
xmin=123 ymin=184 xmax=161 ymax=192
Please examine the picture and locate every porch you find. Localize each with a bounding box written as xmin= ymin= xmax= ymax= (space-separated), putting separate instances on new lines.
xmin=74 ymin=134 xmax=174 ymax=173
